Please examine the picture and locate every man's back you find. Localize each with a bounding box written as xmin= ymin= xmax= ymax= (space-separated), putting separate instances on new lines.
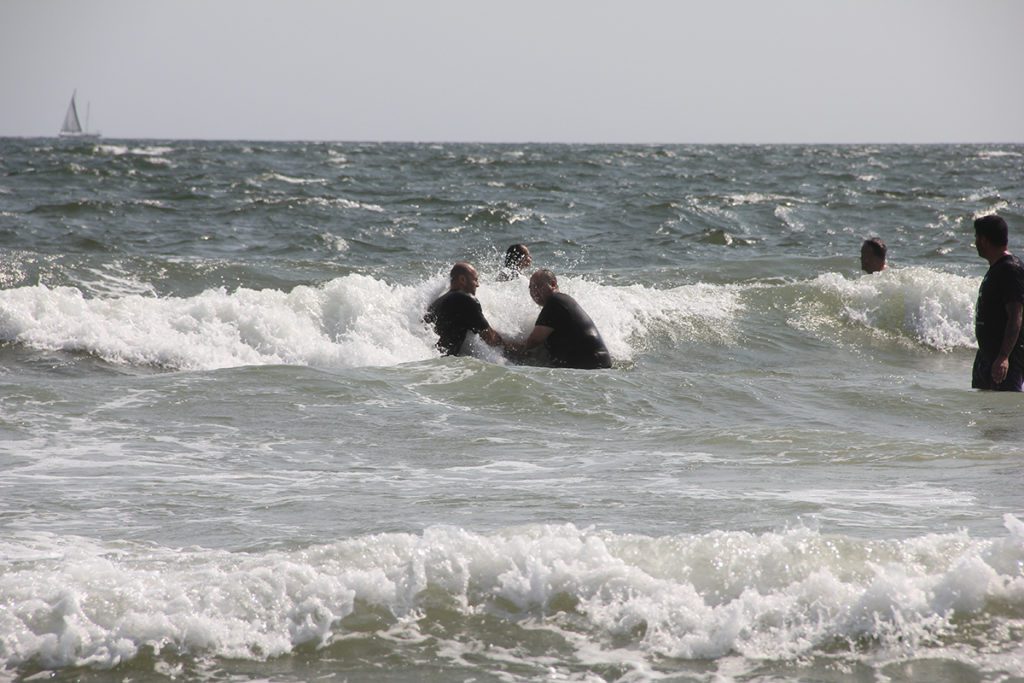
xmin=976 ymin=255 xmax=1024 ymax=351
xmin=425 ymin=290 xmax=490 ymax=356
xmin=535 ymin=292 xmax=611 ymax=369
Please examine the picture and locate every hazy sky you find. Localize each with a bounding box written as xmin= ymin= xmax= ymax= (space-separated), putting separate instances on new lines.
xmin=2 ymin=0 xmax=1022 ymax=143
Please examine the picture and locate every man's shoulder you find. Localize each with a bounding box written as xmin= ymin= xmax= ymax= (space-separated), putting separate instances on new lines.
xmin=434 ymin=290 xmax=478 ymax=307
xmin=549 ymin=292 xmax=577 ymax=308
xmin=1007 ymin=255 xmax=1024 ymax=294
xmin=538 ymin=292 xmax=584 ymax=328
xmin=992 ymin=253 xmax=1024 ymax=269
xmin=539 ymin=292 xmax=572 ymax=315
xmin=990 ymin=254 xmax=1024 ymax=282
xmin=985 ymin=255 xmax=1024 ymax=303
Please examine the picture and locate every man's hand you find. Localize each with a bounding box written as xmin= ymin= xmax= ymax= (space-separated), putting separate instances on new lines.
xmin=480 ymin=328 xmax=503 ymax=347
xmin=993 ymin=301 xmax=1023 ymax=386
xmin=992 ymin=354 xmax=1010 ymax=385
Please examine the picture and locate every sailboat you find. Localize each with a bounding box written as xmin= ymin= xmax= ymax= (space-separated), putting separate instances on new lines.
xmin=59 ymin=90 xmax=100 ymax=139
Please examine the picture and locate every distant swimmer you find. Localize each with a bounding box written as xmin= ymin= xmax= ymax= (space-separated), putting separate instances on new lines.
xmin=424 ymin=262 xmax=505 ymax=356
xmin=496 ymin=244 xmax=532 ymax=281
xmin=861 ymin=237 xmax=887 ymax=273
xmin=505 ymin=269 xmax=612 ymax=369
xmin=971 ymin=215 xmax=1024 ymax=391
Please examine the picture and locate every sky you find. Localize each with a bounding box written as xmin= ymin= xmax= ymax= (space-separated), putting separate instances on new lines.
xmin=2 ymin=0 xmax=1022 ymax=143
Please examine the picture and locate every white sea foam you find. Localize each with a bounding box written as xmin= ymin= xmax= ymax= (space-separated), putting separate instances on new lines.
xmin=724 ymin=192 xmax=803 ymax=206
xmin=971 ymin=201 xmax=1009 ymax=218
xmin=976 ymin=150 xmax=1022 ymax=159
xmin=259 ymin=172 xmax=327 ymax=185
xmin=808 ymin=267 xmax=977 ymax=350
xmin=243 ymin=196 xmax=384 ymax=212
xmin=95 ymin=145 xmax=174 ymax=157
xmin=318 ymin=233 xmax=350 ymax=253
xmin=0 ymin=277 xmax=435 ymax=370
xmin=1 ymin=519 xmax=1021 ymax=672
xmin=0 ymin=274 xmax=742 ymax=371
xmin=312 ymin=197 xmax=384 ymax=212
xmin=774 ymin=204 xmax=805 ymax=231
xmin=0 ymin=267 xmax=973 ymax=371
xmin=78 ymin=266 xmax=158 ymax=298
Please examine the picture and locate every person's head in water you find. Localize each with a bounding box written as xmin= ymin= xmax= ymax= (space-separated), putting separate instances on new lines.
xmin=528 ymin=269 xmax=558 ymax=306
xmin=449 ymin=262 xmax=480 ymax=295
xmin=860 ymin=238 xmax=887 ymax=273
xmin=503 ymin=244 xmax=532 ymax=273
xmin=974 ymin=215 xmax=1009 ymax=263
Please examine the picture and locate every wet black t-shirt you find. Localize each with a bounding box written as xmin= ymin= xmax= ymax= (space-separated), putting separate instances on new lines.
xmin=535 ymin=292 xmax=612 ymax=369
xmin=424 ymin=290 xmax=491 ymax=356
xmin=975 ymin=254 xmax=1024 ymax=364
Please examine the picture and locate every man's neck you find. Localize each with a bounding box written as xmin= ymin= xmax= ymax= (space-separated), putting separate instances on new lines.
xmin=988 ymin=249 xmax=1011 ymax=266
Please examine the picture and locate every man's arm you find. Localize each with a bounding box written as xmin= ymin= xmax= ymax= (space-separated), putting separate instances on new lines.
xmin=479 ymin=328 xmax=503 ymax=347
xmin=991 ymin=300 xmax=1023 ymax=384
xmin=466 ymin=297 xmax=503 ymax=348
xmin=504 ymin=325 xmax=553 ymax=354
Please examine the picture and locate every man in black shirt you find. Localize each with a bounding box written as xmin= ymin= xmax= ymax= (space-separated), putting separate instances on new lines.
xmin=424 ymin=262 xmax=504 ymax=356
xmin=972 ymin=215 xmax=1024 ymax=391
xmin=506 ymin=269 xmax=611 ymax=369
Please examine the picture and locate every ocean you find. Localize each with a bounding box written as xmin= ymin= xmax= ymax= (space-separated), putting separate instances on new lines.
xmin=1 ymin=138 xmax=1022 ymax=682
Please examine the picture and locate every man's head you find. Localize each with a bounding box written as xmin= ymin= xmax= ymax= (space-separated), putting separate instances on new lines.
xmin=504 ymin=244 xmax=532 ymax=271
xmin=860 ymin=237 xmax=887 ymax=273
xmin=974 ymin=215 xmax=1009 ymax=261
xmin=528 ymin=269 xmax=558 ymax=306
xmin=449 ymin=262 xmax=480 ymax=295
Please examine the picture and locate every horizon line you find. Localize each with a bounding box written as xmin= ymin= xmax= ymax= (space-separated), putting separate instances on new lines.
xmin=3 ymin=134 xmax=1023 ymax=146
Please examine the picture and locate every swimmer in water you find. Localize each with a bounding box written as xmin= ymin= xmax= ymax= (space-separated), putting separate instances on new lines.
xmin=496 ymin=243 xmax=532 ymax=281
xmin=424 ymin=262 xmax=505 ymax=356
xmin=505 ymin=269 xmax=612 ymax=369
xmin=860 ymin=237 xmax=887 ymax=273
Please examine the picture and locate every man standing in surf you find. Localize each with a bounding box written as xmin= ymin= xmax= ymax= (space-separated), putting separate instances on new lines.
xmin=505 ymin=269 xmax=612 ymax=369
xmin=425 ymin=262 xmax=505 ymax=356
xmin=972 ymin=215 xmax=1024 ymax=391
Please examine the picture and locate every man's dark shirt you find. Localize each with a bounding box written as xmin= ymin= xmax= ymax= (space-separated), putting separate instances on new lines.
xmin=973 ymin=253 xmax=1024 ymax=390
xmin=535 ymin=292 xmax=612 ymax=369
xmin=424 ymin=290 xmax=491 ymax=356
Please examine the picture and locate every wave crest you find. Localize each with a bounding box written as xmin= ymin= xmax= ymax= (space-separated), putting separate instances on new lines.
xmin=1 ymin=519 xmax=1022 ymax=673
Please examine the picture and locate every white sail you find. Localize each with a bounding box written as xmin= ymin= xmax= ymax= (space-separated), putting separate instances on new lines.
xmin=58 ymin=90 xmax=100 ymax=138
xmin=60 ymin=91 xmax=83 ymax=135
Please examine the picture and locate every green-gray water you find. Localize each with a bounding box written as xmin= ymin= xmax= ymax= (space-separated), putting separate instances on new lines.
xmin=2 ymin=140 xmax=1023 ymax=682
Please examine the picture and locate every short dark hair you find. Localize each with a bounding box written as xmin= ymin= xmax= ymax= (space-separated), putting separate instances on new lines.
xmin=862 ymin=237 xmax=887 ymax=259
xmin=974 ymin=215 xmax=1008 ymax=247
xmin=504 ymin=244 xmax=529 ymax=268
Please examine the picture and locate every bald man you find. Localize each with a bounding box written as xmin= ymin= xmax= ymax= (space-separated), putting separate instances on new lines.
xmin=424 ymin=262 xmax=504 ymax=356
xmin=506 ymin=269 xmax=611 ymax=369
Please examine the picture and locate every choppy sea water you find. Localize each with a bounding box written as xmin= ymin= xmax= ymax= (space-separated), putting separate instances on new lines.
xmin=1 ymin=139 xmax=1023 ymax=682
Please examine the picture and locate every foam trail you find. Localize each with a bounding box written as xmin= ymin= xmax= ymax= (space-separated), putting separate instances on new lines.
xmin=0 ymin=274 xmax=744 ymax=371
xmin=0 ymin=277 xmax=438 ymax=370
xmin=1 ymin=518 xmax=1022 ymax=673
xmin=802 ymin=267 xmax=978 ymax=350
xmin=0 ymin=267 xmax=967 ymax=371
